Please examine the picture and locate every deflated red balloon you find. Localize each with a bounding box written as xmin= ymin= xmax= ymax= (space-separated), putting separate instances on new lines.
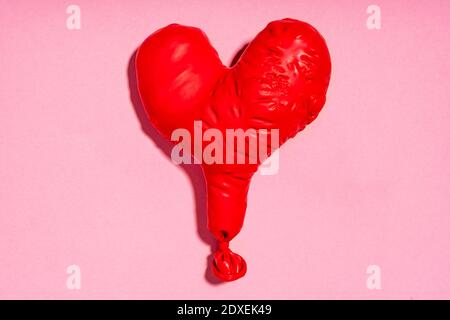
xmin=136 ymin=18 xmax=331 ymax=281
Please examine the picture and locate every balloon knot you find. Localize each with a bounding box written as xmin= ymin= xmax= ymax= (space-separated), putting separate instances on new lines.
xmin=218 ymin=241 xmax=229 ymax=251
xmin=212 ymin=241 xmax=247 ymax=282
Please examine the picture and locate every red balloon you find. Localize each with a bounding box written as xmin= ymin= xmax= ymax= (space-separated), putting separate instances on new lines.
xmin=136 ymin=18 xmax=331 ymax=281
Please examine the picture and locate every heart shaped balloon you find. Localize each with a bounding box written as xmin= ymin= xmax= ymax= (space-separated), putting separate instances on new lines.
xmin=136 ymin=18 xmax=331 ymax=281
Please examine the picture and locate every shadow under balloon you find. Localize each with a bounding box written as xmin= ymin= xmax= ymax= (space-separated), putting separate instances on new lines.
xmin=127 ymin=43 xmax=248 ymax=285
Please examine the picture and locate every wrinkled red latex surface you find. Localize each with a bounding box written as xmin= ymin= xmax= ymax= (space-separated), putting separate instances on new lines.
xmin=136 ymin=18 xmax=331 ymax=281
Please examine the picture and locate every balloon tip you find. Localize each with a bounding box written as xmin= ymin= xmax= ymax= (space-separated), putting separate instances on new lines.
xmin=211 ymin=242 xmax=247 ymax=282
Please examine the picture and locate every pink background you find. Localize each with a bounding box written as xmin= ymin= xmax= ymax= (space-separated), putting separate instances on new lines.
xmin=1 ymin=0 xmax=450 ymax=299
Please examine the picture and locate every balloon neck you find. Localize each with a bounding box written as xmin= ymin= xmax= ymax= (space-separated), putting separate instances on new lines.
xmin=204 ymin=168 xmax=254 ymax=241
xmin=212 ymin=240 xmax=247 ymax=282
